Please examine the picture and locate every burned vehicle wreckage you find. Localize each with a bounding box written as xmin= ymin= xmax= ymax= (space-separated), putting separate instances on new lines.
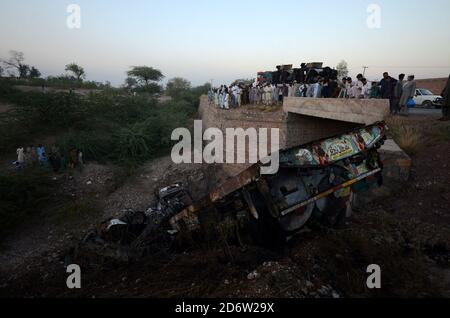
xmin=76 ymin=122 xmax=387 ymax=263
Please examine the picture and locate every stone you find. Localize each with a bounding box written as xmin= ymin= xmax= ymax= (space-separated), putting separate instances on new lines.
xmin=247 ymin=271 xmax=260 ymax=280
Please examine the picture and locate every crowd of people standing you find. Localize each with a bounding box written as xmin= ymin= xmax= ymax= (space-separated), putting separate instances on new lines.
xmin=14 ymin=144 xmax=84 ymax=173
xmin=208 ymin=71 xmax=417 ymax=116
xmin=379 ymin=72 xmax=417 ymax=115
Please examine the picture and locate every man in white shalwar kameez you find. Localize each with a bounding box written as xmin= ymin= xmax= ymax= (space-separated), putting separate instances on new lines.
xmin=224 ymin=91 xmax=229 ymax=109
xmin=17 ymin=147 xmax=25 ymax=164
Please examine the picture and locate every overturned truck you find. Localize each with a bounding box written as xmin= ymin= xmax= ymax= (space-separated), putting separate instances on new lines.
xmin=77 ymin=122 xmax=387 ymax=262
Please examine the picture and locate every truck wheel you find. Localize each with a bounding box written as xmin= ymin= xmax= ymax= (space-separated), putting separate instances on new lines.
xmin=423 ymin=101 xmax=433 ymax=109
xmin=315 ymin=195 xmax=347 ymax=228
xmin=247 ymin=190 xmax=286 ymax=248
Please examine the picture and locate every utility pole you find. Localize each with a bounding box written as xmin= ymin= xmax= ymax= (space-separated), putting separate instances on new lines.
xmin=362 ymin=66 xmax=369 ymax=77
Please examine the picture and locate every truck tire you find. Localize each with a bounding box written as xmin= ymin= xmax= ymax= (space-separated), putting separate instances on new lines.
xmin=247 ymin=190 xmax=286 ymax=248
xmin=423 ymin=100 xmax=433 ymax=109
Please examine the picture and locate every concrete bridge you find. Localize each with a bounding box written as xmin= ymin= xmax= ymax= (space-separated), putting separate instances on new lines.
xmin=283 ymin=97 xmax=390 ymax=125
xmin=199 ymin=96 xmax=408 ymax=185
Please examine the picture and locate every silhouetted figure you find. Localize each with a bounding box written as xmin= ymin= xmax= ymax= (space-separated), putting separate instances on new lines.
xmin=441 ymin=75 xmax=450 ymax=121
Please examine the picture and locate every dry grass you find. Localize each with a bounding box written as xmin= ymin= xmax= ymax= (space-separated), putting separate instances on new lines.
xmin=291 ymin=211 xmax=448 ymax=297
xmin=386 ymin=117 xmax=423 ymax=155
xmin=430 ymin=124 xmax=450 ymax=142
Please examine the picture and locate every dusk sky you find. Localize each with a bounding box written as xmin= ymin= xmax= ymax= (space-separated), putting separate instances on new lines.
xmin=1 ymin=0 xmax=450 ymax=86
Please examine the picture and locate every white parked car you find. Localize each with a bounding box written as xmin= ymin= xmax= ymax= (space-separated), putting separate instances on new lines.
xmin=413 ymin=88 xmax=443 ymax=108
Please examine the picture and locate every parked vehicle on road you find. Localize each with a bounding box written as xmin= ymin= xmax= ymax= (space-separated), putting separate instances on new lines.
xmin=414 ymin=88 xmax=443 ymax=108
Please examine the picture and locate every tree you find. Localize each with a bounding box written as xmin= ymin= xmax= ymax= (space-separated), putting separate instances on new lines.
xmin=127 ymin=66 xmax=164 ymax=94
xmin=127 ymin=66 xmax=163 ymax=86
xmin=165 ymin=77 xmax=191 ymax=98
xmin=1 ymin=50 xmax=27 ymax=78
xmin=336 ymin=60 xmax=349 ymax=79
xmin=29 ymin=66 xmax=41 ymax=79
xmin=124 ymin=76 xmax=138 ymax=90
xmin=18 ymin=64 xmax=30 ymax=78
xmin=65 ymin=63 xmax=86 ymax=81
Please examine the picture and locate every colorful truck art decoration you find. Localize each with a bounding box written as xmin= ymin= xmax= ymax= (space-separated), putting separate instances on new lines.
xmin=280 ymin=123 xmax=385 ymax=168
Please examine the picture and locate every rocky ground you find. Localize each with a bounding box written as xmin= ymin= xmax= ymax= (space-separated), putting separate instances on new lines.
xmin=0 ymin=113 xmax=449 ymax=298
xmin=0 ymin=157 xmax=225 ymax=272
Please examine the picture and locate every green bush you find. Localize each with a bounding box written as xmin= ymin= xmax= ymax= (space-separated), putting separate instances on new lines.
xmin=57 ymin=130 xmax=114 ymax=163
xmin=114 ymin=124 xmax=152 ymax=164
xmin=0 ymin=81 xmax=205 ymax=166
xmin=84 ymin=91 xmax=157 ymax=125
xmin=13 ymin=92 xmax=85 ymax=128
